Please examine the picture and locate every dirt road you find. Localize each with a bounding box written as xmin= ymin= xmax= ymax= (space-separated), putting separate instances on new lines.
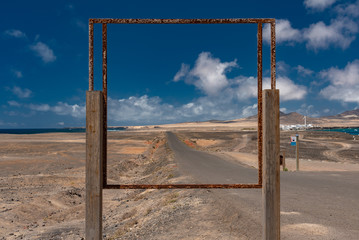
xmin=167 ymin=132 xmax=359 ymax=239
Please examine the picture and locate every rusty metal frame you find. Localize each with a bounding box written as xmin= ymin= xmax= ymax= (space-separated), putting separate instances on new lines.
xmin=88 ymin=18 xmax=276 ymax=189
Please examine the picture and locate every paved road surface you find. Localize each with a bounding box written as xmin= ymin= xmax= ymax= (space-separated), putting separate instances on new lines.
xmin=166 ymin=132 xmax=359 ymax=239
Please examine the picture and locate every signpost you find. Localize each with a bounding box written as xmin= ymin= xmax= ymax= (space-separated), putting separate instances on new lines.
xmin=291 ymin=135 xmax=299 ymax=171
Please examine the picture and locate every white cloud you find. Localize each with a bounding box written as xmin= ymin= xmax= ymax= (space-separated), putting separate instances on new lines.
xmin=28 ymin=104 xmax=50 ymax=111
xmin=174 ymin=52 xmax=237 ymax=96
xmin=30 ymin=42 xmax=56 ymax=63
xmin=303 ymin=18 xmax=358 ymax=50
xmin=277 ymin=61 xmax=291 ymax=75
xmin=242 ymin=104 xmax=257 ymax=117
xmin=52 ymin=102 xmax=85 ymax=118
xmin=177 ymin=95 xmax=237 ymax=120
xmin=108 ymin=96 xmax=176 ymax=124
xmin=23 ymin=53 xmax=307 ymax=125
xmin=236 ymin=76 xmax=307 ymax=101
xmin=4 ymin=29 xmax=27 ymax=39
xmin=263 ymin=16 xmax=358 ymax=51
xmin=320 ymin=60 xmax=359 ymax=103
xmin=304 ymin=0 xmax=337 ymax=11
xmin=296 ymin=65 xmax=314 ymax=76
xmin=176 ymin=53 xmax=307 ymax=102
xmin=8 ymin=101 xmax=21 ymax=107
xmin=266 ymin=76 xmax=307 ymax=101
xmin=263 ymin=19 xmax=302 ymax=44
xmin=26 ymin=102 xmax=85 ymax=118
xmin=58 ymin=122 xmax=65 ymax=126
xmin=335 ymin=0 xmax=359 ymax=17
xmin=11 ymin=86 xmax=32 ymax=98
xmin=235 ymin=76 xmax=259 ymax=100
xmin=107 ymin=93 xmax=243 ymax=124
xmin=173 ymin=63 xmax=189 ymax=82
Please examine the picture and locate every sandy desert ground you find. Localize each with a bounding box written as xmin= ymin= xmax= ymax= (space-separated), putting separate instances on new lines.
xmin=0 ymin=126 xmax=359 ymax=239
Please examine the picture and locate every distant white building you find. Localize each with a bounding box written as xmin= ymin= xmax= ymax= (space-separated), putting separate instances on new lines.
xmin=280 ymin=124 xmax=313 ymax=130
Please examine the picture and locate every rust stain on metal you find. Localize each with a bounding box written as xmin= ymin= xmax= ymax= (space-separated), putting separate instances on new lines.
xmin=271 ymin=21 xmax=276 ymax=89
xmin=257 ymin=23 xmax=263 ymax=185
xmin=90 ymin=18 xmax=274 ymax=24
xmin=105 ymin=184 xmax=262 ymax=189
xmin=88 ymin=18 xmax=277 ymax=190
xmin=89 ymin=22 xmax=94 ymax=91
xmin=102 ymin=23 xmax=108 ymax=188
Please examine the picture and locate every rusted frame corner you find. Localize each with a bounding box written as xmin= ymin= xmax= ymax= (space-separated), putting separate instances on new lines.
xmin=88 ymin=18 xmax=276 ymax=190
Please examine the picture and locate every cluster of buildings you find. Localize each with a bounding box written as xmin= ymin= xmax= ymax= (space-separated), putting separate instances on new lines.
xmin=280 ymin=124 xmax=314 ymax=131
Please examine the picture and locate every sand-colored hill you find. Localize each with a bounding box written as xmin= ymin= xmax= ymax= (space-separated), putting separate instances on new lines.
xmin=121 ymin=109 xmax=359 ymax=131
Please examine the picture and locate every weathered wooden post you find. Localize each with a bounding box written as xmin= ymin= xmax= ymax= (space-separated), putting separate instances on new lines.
xmin=86 ymin=91 xmax=104 ymax=240
xmin=262 ymin=89 xmax=280 ymax=240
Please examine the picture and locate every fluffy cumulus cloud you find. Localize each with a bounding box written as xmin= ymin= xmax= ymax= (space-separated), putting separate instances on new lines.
xmin=4 ymin=29 xmax=27 ymax=38
xmin=263 ymin=19 xmax=302 ymax=44
xmin=335 ymin=0 xmax=359 ymax=17
xmin=30 ymin=42 xmax=56 ymax=63
xmin=108 ymin=96 xmax=175 ymax=124
xmin=264 ymin=14 xmax=358 ymax=51
xmin=107 ymin=94 xmax=242 ymax=124
xmin=303 ymin=18 xmax=358 ymax=50
xmin=236 ymin=76 xmax=307 ymax=101
xmin=103 ymin=53 xmax=306 ymax=124
xmin=52 ymin=102 xmax=85 ymax=118
xmin=320 ymin=60 xmax=359 ymax=103
xmin=173 ymin=52 xmax=237 ymax=96
xmin=304 ymin=0 xmax=337 ymax=11
xmin=26 ymin=102 xmax=85 ymax=118
xmin=25 ymin=53 xmax=307 ymax=124
xmin=269 ymin=77 xmax=307 ymax=101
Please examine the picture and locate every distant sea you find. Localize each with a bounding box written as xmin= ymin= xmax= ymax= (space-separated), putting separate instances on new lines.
xmin=321 ymin=128 xmax=359 ymax=135
xmin=0 ymin=127 xmax=126 ymax=134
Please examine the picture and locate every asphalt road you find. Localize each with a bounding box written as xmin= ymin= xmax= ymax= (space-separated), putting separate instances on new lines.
xmin=166 ymin=132 xmax=359 ymax=239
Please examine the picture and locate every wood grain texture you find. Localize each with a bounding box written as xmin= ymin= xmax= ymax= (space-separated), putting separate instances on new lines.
xmin=262 ymin=89 xmax=280 ymax=240
xmin=86 ymin=91 xmax=103 ymax=240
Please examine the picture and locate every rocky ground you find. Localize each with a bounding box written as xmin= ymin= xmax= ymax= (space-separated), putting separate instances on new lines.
xmin=0 ymin=131 xmax=251 ymax=239
xmin=1 ymin=129 xmax=358 ymax=239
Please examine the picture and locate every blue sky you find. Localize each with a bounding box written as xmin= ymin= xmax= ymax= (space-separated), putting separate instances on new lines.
xmin=1 ymin=0 xmax=359 ymax=128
